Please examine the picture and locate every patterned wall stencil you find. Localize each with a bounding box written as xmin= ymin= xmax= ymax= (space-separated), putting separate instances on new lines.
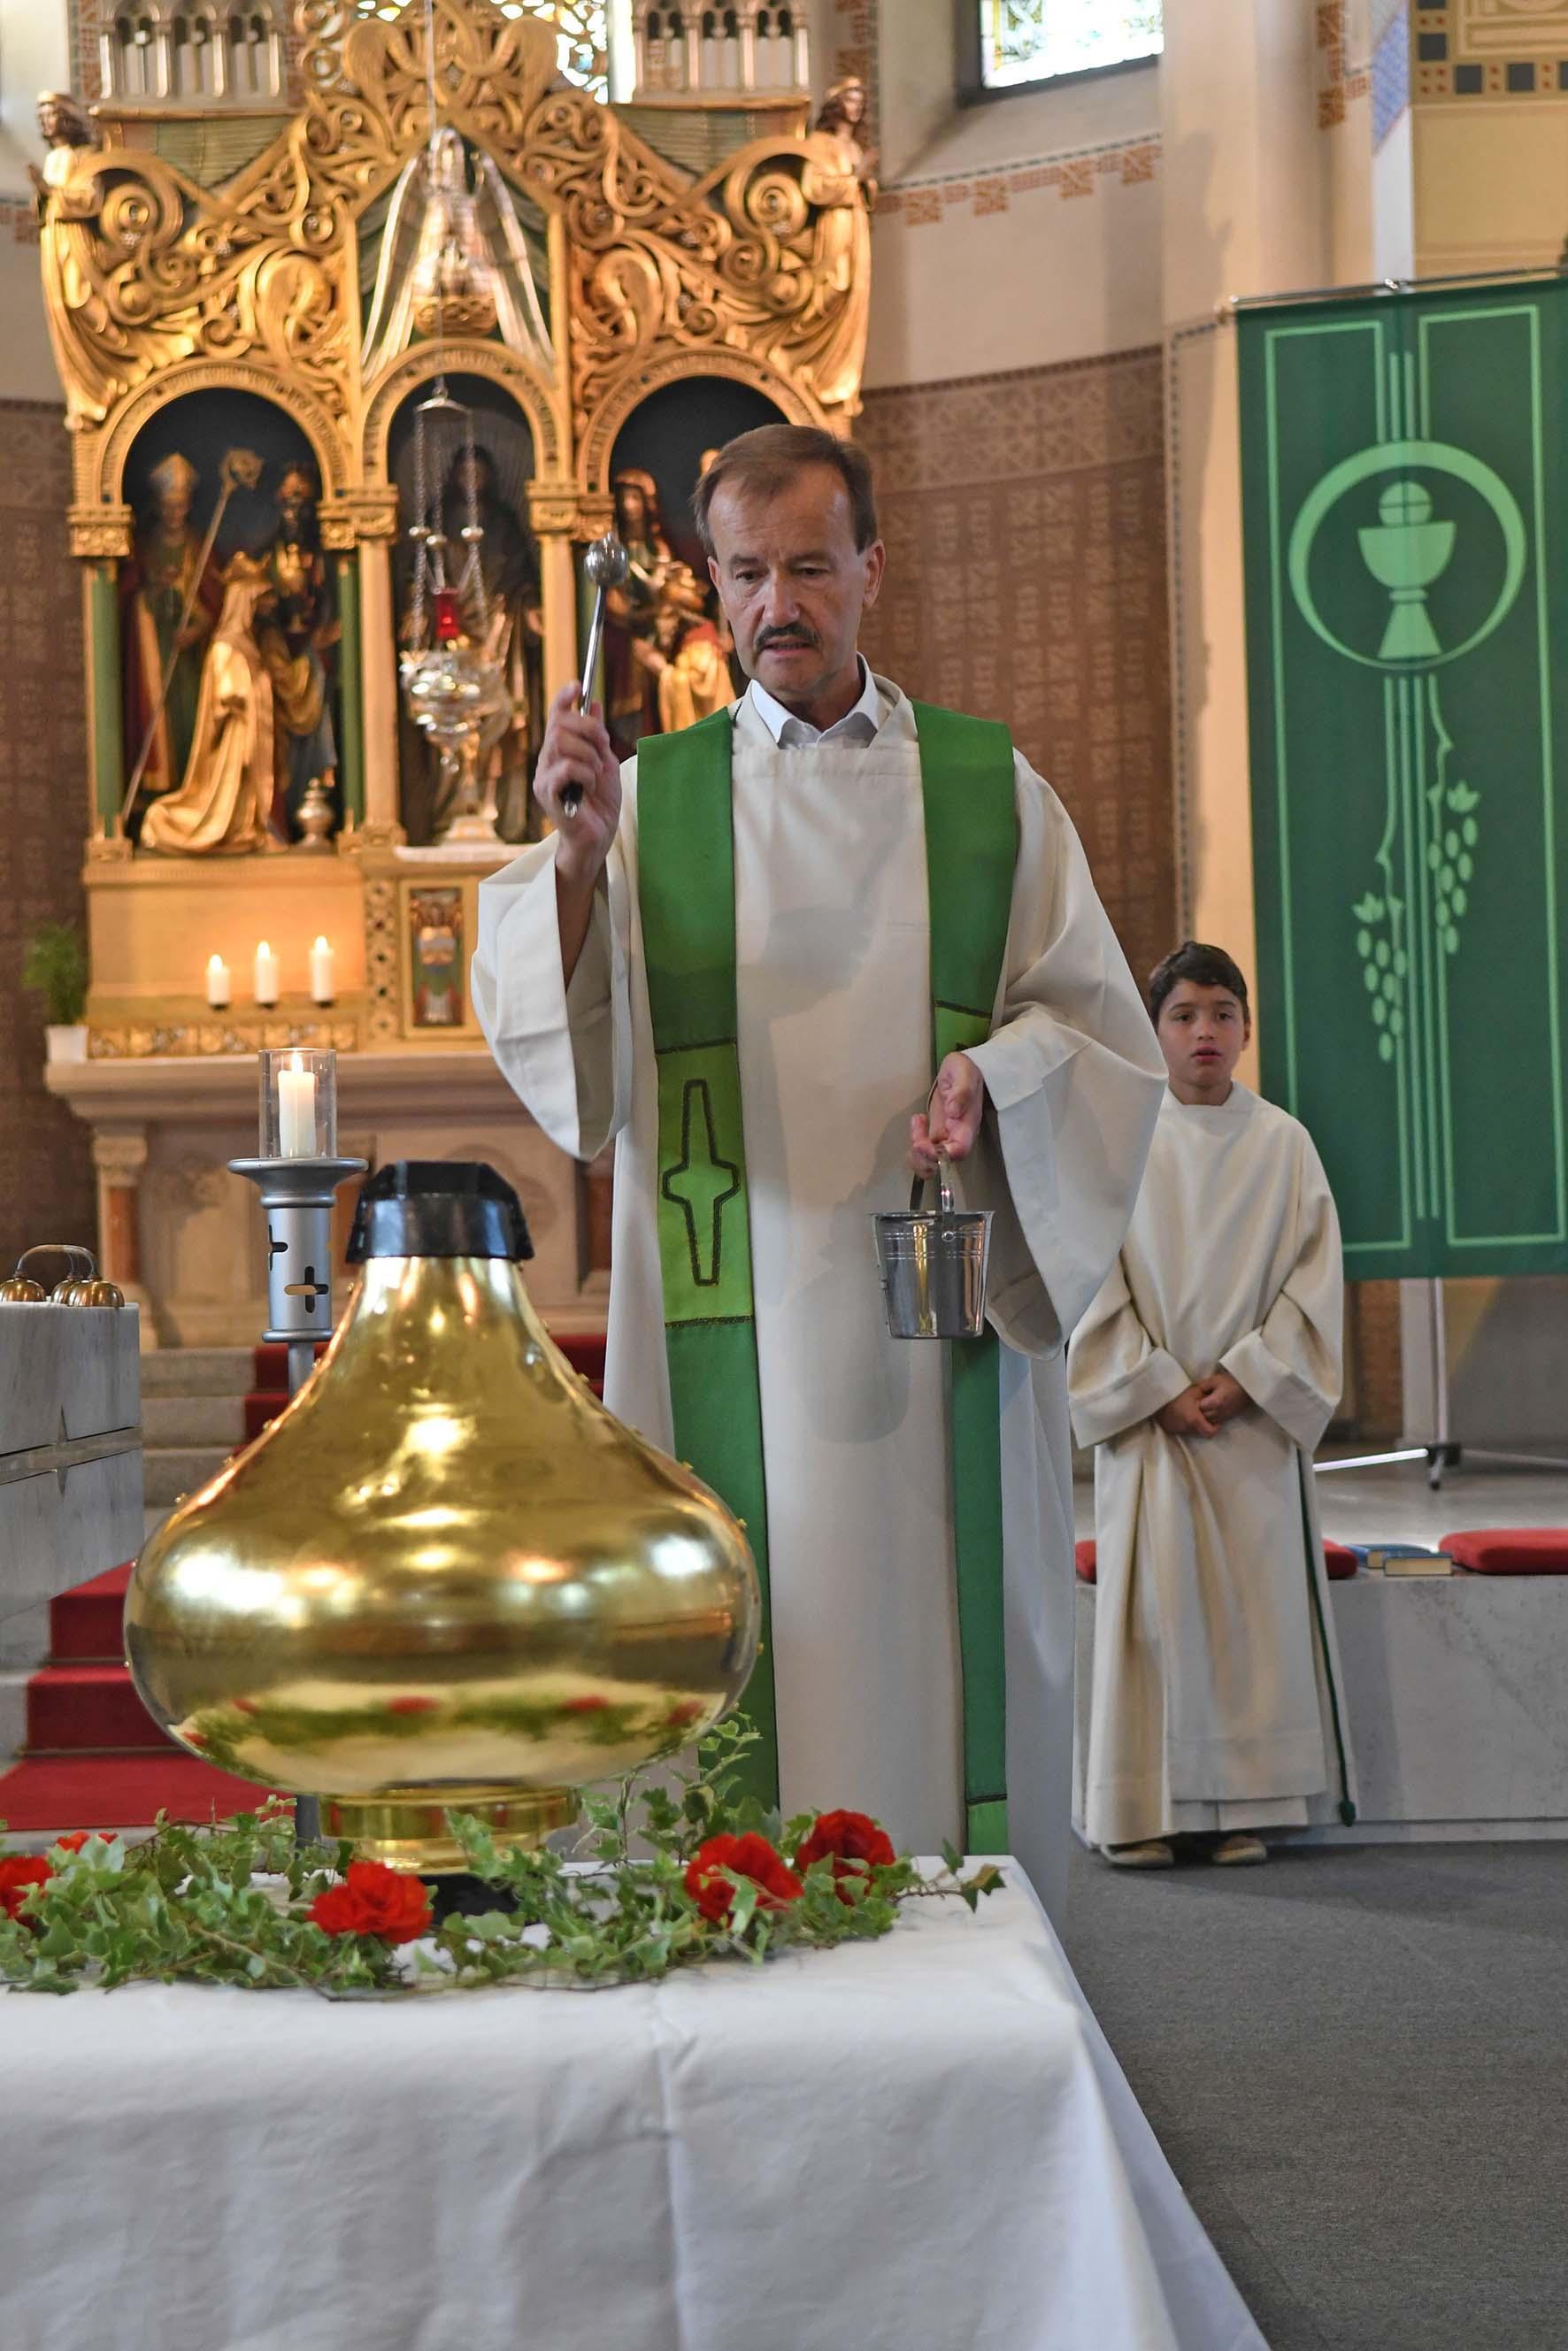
xmin=857 ymin=347 xmax=1175 ymax=988
xmin=1412 ymin=0 xmax=1568 ymax=96
xmin=0 ymin=403 xmax=96 ymax=1273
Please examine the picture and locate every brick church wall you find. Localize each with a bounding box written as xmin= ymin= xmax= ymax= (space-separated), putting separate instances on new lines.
xmin=0 ymin=401 xmax=96 ymax=1275
xmin=856 ymin=344 xmax=1176 ymax=993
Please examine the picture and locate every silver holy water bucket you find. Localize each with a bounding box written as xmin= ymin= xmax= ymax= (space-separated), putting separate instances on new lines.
xmin=872 ymin=1169 xmax=993 ymax=1341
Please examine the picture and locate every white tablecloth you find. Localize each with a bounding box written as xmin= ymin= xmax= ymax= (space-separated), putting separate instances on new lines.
xmin=0 ymin=1866 xmax=1262 ymax=2351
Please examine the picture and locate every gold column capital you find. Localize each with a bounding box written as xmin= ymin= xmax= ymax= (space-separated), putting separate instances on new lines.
xmin=91 ymin=1126 xmax=150 ymax=1183
xmin=319 ymin=492 xmax=402 ymax=547
xmin=527 ymin=482 xmax=587 ymax=537
xmin=69 ymin=504 xmax=134 ymax=561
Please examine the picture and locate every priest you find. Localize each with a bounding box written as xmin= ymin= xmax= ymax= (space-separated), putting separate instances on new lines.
xmin=473 ymin=425 xmax=1164 ymax=1913
xmin=1068 ymin=942 xmax=1357 ymax=1867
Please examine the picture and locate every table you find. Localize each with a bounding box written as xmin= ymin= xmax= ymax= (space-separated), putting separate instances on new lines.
xmin=0 ymin=1866 xmax=1262 ymax=2351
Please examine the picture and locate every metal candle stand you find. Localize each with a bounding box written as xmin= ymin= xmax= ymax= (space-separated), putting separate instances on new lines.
xmin=231 ymin=1048 xmax=367 ymax=1840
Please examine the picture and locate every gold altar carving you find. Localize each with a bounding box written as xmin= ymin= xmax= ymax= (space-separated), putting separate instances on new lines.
xmin=36 ymin=0 xmax=869 ymax=1350
xmin=42 ymin=1 xmax=865 ymax=508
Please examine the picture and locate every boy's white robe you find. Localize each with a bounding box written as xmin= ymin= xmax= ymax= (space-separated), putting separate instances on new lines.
xmin=473 ymin=679 xmax=1164 ymax=1916
xmin=1069 ymin=1086 xmax=1357 ymax=1850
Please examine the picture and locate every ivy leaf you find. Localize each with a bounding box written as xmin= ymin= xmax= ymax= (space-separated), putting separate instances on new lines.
xmin=1351 ymin=895 xmax=1385 ymax=924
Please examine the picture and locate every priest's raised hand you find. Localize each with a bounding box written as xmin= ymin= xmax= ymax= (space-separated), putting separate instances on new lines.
xmin=534 ymin=679 xmax=622 ymax=980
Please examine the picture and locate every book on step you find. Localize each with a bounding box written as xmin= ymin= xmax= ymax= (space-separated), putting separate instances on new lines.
xmin=1343 ymin=1543 xmax=1455 ymax=1576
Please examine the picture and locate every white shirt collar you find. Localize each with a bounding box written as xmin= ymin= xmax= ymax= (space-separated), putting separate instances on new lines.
xmin=744 ymin=656 xmax=882 ymax=748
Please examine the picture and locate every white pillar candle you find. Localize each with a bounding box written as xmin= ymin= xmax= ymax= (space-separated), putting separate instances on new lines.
xmin=205 ymin=955 xmax=231 ymax=1010
xmin=277 ymin=1054 xmax=316 ymax=1157
xmin=309 ymin=935 xmax=335 ymax=1005
xmin=254 ymin=941 xmax=281 ymax=1005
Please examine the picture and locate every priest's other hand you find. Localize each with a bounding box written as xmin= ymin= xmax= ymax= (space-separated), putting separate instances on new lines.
xmin=910 ymin=1051 xmax=986 ymax=1175
xmin=1196 ymin=1369 xmax=1249 ymax=1427
xmin=534 ymin=680 xmax=622 ymax=886
xmin=1155 ymin=1387 xmax=1218 ymax=1440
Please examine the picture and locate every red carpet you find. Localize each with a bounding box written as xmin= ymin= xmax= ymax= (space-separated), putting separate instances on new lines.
xmin=0 ymin=1334 xmax=609 ymax=1840
xmin=0 ymin=1565 xmax=271 ymax=1835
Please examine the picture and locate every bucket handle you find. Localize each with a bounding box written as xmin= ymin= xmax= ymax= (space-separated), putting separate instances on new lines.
xmin=911 ymin=1078 xmax=956 ymax=1215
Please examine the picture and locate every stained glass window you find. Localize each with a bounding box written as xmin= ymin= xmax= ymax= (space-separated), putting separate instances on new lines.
xmin=977 ymin=1 xmax=1161 ymax=91
xmin=353 ymin=0 xmax=610 ymax=101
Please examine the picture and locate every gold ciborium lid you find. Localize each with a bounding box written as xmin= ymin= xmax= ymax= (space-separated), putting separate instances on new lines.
xmin=126 ymin=1162 xmax=762 ymax=1870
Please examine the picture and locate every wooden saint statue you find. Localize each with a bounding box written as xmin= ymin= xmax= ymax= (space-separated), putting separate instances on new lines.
xmin=140 ymin=555 xmax=277 ymax=856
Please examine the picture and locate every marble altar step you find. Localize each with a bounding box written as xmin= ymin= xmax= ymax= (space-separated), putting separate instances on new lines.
xmin=142 ymin=1392 xmax=248 ymax=1447
xmin=140 ymin=1346 xmax=256 ymax=1537
xmin=141 ymin=1348 xmax=254 ymax=1397
xmin=143 ymin=1443 xmax=233 ymax=1510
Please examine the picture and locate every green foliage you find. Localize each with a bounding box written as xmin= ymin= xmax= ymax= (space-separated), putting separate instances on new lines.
xmin=19 ymin=923 xmax=88 ymax=1028
xmin=0 ymin=1729 xmax=1002 ymax=2000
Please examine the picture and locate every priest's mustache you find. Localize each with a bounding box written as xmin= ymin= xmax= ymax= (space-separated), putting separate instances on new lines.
xmin=755 ymin=626 xmax=820 ymax=651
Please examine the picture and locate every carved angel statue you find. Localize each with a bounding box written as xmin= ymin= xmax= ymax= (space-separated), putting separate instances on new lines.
xmin=33 ymin=89 xmax=169 ymax=428
xmin=361 ymin=127 xmax=553 ymax=384
xmin=797 ymin=79 xmax=876 ymax=416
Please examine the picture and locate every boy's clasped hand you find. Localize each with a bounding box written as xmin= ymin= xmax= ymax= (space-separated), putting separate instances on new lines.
xmin=1155 ymin=1369 xmax=1249 ymax=1440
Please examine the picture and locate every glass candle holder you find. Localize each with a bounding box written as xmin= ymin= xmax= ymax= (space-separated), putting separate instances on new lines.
xmin=258 ymin=1048 xmax=338 ymax=1160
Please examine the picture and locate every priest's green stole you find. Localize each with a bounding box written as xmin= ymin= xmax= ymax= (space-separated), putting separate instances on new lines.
xmin=636 ymin=701 xmax=1017 ymax=1852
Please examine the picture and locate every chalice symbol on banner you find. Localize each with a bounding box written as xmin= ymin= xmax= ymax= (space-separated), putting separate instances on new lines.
xmin=1357 ymin=478 xmax=1457 ymax=662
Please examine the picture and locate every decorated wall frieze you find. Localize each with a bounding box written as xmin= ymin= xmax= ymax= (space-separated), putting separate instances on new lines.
xmin=879 ymin=134 xmax=1160 ymax=227
xmin=88 ymin=1016 xmax=362 ymax=1060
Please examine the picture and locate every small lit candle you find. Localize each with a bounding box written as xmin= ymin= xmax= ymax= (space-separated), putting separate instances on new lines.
xmin=205 ymin=955 xmax=231 ymax=1010
xmin=309 ymin=935 xmax=335 ymax=1006
xmin=277 ymin=1052 xmax=316 ymax=1157
xmin=254 ymin=941 xmax=281 ymax=1007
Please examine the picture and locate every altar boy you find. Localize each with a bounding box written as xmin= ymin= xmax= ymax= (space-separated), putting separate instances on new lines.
xmin=1068 ymin=943 xmax=1356 ymax=1867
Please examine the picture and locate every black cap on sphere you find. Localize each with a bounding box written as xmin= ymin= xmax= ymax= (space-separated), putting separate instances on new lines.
xmin=347 ymin=1161 xmax=534 ymax=1263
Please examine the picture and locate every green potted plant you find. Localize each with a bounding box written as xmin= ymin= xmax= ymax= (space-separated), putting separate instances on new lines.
xmin=21 ymin=922 xmax=89 ymax=1064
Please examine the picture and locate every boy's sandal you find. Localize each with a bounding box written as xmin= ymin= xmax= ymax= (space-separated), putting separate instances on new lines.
xmin=1104 ymin=1839 xmax=1176 ymax=1869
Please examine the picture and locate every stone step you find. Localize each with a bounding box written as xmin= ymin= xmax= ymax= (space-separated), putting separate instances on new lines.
xmin=1 ymin=1670 xmax=28 ymax=1766
xmin=142 ymin=1393 xmax=248 ymax=1448
xmin=140 ymin=1348 xmax=254 ymax=1399
xmin=142 ymin=1445 xmax=232 ymax=1508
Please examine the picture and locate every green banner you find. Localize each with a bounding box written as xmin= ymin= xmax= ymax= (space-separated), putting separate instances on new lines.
xmin=1239 ymin=279 xmax=1568 ymax=1277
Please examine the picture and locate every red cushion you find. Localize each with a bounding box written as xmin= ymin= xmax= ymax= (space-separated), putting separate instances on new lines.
xmin=1075 ymin=1540 xmax=1096 ymax=1584
xmin=1441 ymin=1529 xmax=1568 ymax=1575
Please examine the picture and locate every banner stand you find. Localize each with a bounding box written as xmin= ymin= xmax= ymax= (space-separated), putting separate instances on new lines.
xmin=1317 ymin=1277 xmax=1568 ymax=1491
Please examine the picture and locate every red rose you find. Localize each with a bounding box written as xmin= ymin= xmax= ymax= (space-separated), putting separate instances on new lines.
xmin=562 ymin=1694 xmax=610 ymax=1714
xmin=309 ymin=1860 xmax=433 ymax=1944
xmin=387 ymin=1695 xmax=436 ymax=1717
xmin=684 ymin=1832 xmax=803 ymax=1925
xmin=796 ymin=1809 xmax=896 ymax=1898
xmin=0 ymin=1855 xmax=52 ymax=1923
xmin=54 ymin=1832 xmax=112 ymax=1854
xmin=665 ymin=1698 xmax=705 ymax=1729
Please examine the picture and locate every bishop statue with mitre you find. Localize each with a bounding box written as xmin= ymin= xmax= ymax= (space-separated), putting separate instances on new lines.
xmin=474 ymin=426 xmax=1164 ymax=1913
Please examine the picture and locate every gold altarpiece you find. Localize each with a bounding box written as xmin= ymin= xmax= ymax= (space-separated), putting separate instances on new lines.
xmin=35 ymin=0 xmax=867 ymax=1346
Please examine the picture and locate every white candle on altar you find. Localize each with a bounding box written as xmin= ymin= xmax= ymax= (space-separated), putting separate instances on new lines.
xmin=277 ymin=1053 xmax=316 ymax=1158
xmin=309 ymin=935 xmax=335 ymax=1005
xmin=254 ymin=941 xmax=281 ymax=1006
xmin=205 ymin=955 xmax=231 ymax=1010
